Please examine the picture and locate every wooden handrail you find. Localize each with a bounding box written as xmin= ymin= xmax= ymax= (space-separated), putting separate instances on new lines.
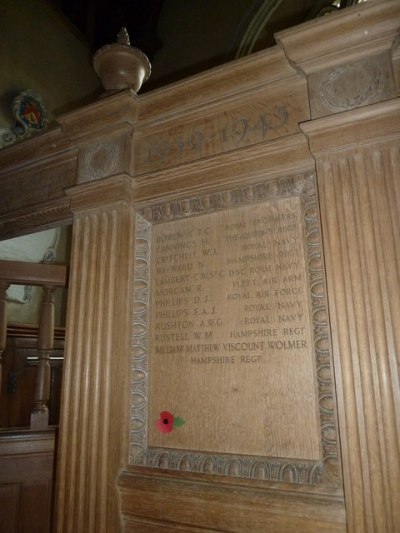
xmin=6 ymin=322 xmax=65 ymax=339
xmin=0 ymin=260 xmax=68 ymax=287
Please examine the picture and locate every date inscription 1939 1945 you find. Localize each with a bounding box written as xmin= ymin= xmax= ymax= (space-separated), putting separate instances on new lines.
xmin=140 ymin=104 xmax=290 ymax=169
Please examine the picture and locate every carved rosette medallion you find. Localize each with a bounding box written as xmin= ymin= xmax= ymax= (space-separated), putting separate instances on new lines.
xmin=79 ymin=141 xmax=120 ymax=182
xmin=130 ymin=172 xmax=341 ymax=488
xmin=311 ymin=56 xmax=394 ymax=117
xmin=320 ymin=62 xmax=384 ymax=111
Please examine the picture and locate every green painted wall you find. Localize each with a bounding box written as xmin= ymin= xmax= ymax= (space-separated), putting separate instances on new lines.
xmin=0 ymin=0 xmax=100 ymax=127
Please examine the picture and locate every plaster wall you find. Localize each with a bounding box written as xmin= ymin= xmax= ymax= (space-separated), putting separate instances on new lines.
xmin=0 ymin=0 xmax=100 ymax=128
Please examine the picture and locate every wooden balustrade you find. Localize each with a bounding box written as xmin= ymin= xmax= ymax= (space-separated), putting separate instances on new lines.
xmin=0 ymin=280 xmax=10 ymax=400
xmin=30 ymin=286 xmax=56 ymax=429
xmin=0 ymin=260 xmax=67 ymax=429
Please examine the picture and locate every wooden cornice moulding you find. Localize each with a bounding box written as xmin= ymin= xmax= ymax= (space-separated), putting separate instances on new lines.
xmin=66 ymin=173 xmax=134 ymax=212
xmin=0 ymin=197 xmax=72 ymax=241
xmin=58 ymin=89 xmax=139 ymax=144
xmin=131 ymin=133 xmax=315 ymax=205
xmin=0 ymin=153 xmax=75 ymax=237
xmin=0 ymin=147 xmax=77 ymax=209
xmin=0 ymin=127 xmax=75 ymax=175
xmin=277 ymin=2 xmax=399 ymax=119
xmin=276 ymin=0 xmax=400 ymax=75
xmin=136 ymin=74 xmax=307 ymax=135
xmin=0 ymin=145 xmax=77 ymax=190
xmin=0 ymin=129 xmax=77 ymax=230
xmin=137 ymin=47 xmax=298 ymax=124
xmin=301 ymin=98 xmax=400 ymax=153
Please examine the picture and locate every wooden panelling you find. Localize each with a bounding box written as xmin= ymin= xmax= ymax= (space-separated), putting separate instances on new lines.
xmin=121 ymin=159 xmax=345 ymax=530
xmin=119 ymin=469 xmax=346 ymax=533
xmin=19 ymin=481 xmax=52 ymax=533
xmin=0 ymin=429 xmax=55 ymax=533
xmin=0 ymin=2 xmax=398 ymax=532
xmin=0 ymin=484 xmax=19 ymax=532
xmin=302 ymin=101 xmax=400 ymax=532
xmin=276 ymin=1 xmax=400 ymax=74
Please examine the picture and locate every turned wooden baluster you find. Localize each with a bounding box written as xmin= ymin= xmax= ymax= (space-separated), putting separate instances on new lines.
xmin=30 ymin=285 xmax=55 ymax=429
xmin=0 ymin=281 xmax=10 ymax=398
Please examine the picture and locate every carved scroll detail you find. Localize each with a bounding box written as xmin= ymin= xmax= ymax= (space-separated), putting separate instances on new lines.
xmin=140 ymin=173 xmax=309 ymax=224
xmin=131 ymin=215 xmax=152 ymax=464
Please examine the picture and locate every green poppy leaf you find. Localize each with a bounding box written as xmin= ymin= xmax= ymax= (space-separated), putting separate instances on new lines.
xmin=173 ymin=416 xmax=185 ymax=428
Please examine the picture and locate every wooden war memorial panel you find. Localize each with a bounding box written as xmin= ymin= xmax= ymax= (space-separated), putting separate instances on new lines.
xmin=131 ymin=173 xmax=340 ymax=486
xmin=149 ymin=197 xmax=319 ymax=458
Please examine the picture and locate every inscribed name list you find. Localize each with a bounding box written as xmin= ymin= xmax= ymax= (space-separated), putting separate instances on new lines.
xmin=148 ymin=196 xmax=321 ymax=460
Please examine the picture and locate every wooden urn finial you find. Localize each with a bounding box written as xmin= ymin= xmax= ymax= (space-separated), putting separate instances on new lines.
xmin=93 ymin=27 xmax=151 ymax=94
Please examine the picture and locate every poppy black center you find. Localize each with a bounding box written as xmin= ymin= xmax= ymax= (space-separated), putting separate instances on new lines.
xmin=163 ymin=418 xmax=169 ymax=424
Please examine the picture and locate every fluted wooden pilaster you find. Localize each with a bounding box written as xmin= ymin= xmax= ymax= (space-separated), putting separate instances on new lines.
xmin=302 ymin=101 xmax=400 ymax=532
xmin=55 ymin=180 xmax=135 ymax=532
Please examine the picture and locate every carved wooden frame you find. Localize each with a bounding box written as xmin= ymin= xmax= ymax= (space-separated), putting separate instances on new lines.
xmin=130 ymin=171 xmax=341 ymax=488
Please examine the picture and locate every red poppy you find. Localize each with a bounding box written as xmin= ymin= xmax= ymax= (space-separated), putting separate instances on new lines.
xmin=156 ymin=411 xmax=174 ymax=433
